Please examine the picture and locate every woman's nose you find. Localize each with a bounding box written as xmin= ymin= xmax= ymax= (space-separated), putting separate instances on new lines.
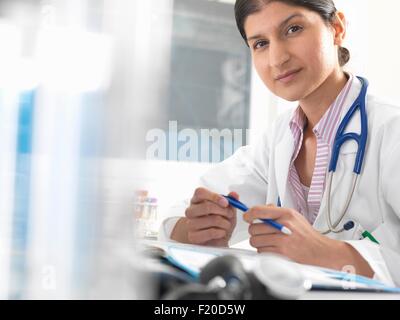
xmin=268 ymin=42 xmax=290 ymax=68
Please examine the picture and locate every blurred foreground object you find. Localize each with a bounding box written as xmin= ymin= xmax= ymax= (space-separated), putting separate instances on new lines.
xmin=0 ymin=0 xmax=161 ymax=299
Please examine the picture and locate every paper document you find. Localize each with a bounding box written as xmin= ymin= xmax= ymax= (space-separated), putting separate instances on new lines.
xmin=140 ymin=240 xmax=400 ymax=293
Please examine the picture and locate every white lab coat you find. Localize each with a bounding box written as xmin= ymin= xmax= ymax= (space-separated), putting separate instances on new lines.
xmin=160 ymin=77 xmax=400 ymax=287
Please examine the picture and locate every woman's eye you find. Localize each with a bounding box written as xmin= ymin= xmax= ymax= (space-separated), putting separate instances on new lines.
xmin=254 ymin=40 xmax=268 ymax=50
xmin=287 ymin=25 xmax=303 ymax=35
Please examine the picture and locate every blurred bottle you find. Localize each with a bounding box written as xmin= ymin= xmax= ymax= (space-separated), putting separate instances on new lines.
xmin=146 ymin=197 xmax=159 ymax=239
xmin=134 ymin=194 xmax=159 ymax=240
xmin=134 ymin=190 xmax=148 ymax=220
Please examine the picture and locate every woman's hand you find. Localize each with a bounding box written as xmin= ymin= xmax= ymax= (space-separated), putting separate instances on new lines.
xmin=171 ymin=188 xmax=238 ymax=247
xmin=244 ymin=205 xmax=330 ymax=265
xmin=243 ymin=205 xmax=374 ymax=277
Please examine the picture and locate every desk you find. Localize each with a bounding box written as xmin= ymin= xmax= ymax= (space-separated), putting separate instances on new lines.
xmin=140 ymin=240 xmax=400 ymax=300
xmin=301 ymin=291 xmax=400 ymax=300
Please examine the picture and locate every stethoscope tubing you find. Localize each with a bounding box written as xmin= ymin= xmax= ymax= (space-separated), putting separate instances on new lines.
xmin=321 ymin=76 xmax=369 ymax=234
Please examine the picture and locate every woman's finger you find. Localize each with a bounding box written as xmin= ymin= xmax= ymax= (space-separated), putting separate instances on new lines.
xmin=191 ymin=187 xmax=229 ymax=208
xmin=186 ymin=201 xmax=233 ymax=219
xmin=187 ymin=215 xmax=232 ymax=232
xmin=244 ymin=206 xmax=291 ymax=223
xmin=188 ymin=228 xmax=226 ymax=244
xmin=248 ymin=222 xmax=279 ymax=236
xmin=249 ymin=234 xmax=285 ymax=249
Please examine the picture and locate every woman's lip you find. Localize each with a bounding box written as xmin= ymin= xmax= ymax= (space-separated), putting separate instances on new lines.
xmin=276 ymin=69 xmax=302 ymax=83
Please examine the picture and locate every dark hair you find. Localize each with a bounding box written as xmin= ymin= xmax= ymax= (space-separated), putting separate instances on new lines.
xmin=234 ymin=0 xmax=350 ymax=66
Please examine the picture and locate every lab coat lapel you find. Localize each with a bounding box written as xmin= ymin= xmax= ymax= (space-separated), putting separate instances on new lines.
xmin=274 ymin=129 xmax=295 ymax=206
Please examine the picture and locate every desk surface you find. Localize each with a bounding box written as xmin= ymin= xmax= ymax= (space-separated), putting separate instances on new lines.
xmin=142 ymin=240 xmax=400 ymax=300
xmin=301 ymin=291 xmax=400 ymax=300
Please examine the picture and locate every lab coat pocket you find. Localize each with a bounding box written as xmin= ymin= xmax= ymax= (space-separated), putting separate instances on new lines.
xmin=368 ymin=222 xmax=397 ymax=248
xmin=350 ymin=221 xmax=393 ymax=247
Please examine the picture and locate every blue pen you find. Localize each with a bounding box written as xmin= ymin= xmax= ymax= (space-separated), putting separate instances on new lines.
xmin=223 ymin=195 xmax=292 ymax=235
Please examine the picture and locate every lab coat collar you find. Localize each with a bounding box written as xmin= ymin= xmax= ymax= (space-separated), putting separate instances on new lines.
xmin=274 ymin=127 xmax=295 ymax=208
xmin=314 ymin=75 xmax=365 ymax=230
xmin=274 ymin=74 xmax=364 ymax=210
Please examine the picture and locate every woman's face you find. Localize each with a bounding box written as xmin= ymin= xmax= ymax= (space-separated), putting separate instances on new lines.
xmin=244 ymin=2 xmax=342 ymax=101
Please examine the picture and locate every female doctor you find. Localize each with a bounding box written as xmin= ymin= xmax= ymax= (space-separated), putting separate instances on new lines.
xmin=160 ymin=0 xmax=400 ymax=286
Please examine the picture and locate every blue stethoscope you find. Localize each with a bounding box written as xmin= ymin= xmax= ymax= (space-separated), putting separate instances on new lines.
xmin=322 ymin=76 xmax=369 ymax=234
xmin=276 ymin=77 xmax=369 ymax=234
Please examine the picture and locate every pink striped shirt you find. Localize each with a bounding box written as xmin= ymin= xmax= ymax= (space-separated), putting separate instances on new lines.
xmin=288 ymin=74 xmax=354 ymax=224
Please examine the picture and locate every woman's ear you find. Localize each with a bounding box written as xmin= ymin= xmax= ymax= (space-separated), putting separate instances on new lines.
xmin=332 ymin=11 xmax=346 ymax=46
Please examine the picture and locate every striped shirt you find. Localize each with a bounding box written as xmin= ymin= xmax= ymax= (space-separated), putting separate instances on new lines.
xmin=288 ymin=74 xmax=354 ymax=224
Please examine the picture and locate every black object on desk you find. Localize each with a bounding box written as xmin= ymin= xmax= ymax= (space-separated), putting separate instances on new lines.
xmin=140 ymin=245 xmax=275 ymax=300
